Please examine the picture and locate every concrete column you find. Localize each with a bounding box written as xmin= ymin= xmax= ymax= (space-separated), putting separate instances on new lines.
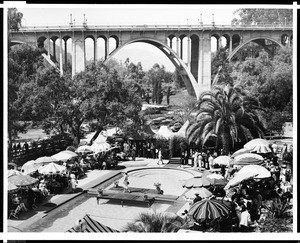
xmin=229 ymin=35 xmax=232 ymax=55
xmin=218 ymin=37 xmax=222 ymax=50
xmin=72 ymin=33 xmax=76 ymax=77
xmin=59 ymin=36 xmax=63 ymax=76
xmin=187 ymin=36 xmax=191 ymax=70
xmin=176 ymin=37 xmax=179 ymax=56
xmin=197 ymin=33 xmax=211 ymax=93
xmin=170 ymin=37 xmax=173 ymax=49
xmin=180 ymin=38 xmax=183 ymax=59
xmin=105 ymin=37 xmax=109 ymax=59
xmin=94 ymin=37 xmax=98 ymax=63
xmin=47 ymin=34 xmax=50 ymax=57
xmin=82 ymin=31 xmax=86 ymax=69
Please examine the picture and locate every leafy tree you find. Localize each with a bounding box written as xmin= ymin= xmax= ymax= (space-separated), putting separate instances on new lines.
xmin=123 ymin=212 xmax=184 ymax=232
xmin=8 ymin=8 xmax=23 ymax=31
xmin=231 ymin=8 xmax=292 ymax=25
xmin=186 ymin=85 xmax=266 ymax=154
xmin=8 ymin=44 xmax=45 ymax=143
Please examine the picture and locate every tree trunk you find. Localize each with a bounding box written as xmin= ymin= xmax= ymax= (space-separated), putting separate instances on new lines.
xmin=221 ymin=131 xmax=231 ymax=155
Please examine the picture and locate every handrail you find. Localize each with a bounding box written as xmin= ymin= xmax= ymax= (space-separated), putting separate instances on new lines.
xmin=12 ymin=23 xmax=293 ymax=32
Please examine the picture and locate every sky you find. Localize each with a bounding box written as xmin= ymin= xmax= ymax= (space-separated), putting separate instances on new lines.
xmin=12 ymin=4 xmax=289 ymax=71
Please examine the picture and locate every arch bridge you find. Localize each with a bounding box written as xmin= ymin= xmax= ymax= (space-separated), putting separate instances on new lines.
xmin=10 ymin=24 xmax=292 ymax=99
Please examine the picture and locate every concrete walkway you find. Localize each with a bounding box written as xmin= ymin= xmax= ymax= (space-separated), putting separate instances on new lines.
xmin=9 ymin=157 xmax=194 ymax=232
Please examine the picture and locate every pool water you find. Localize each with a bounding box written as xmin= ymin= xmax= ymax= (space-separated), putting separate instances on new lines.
xmin=27 ymin=168 xmax=194 ymax=232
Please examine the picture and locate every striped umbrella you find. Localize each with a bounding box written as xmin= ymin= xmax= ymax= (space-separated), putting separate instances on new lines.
xmin=66 ymin=214 xmax=119 ymax=233
xmin=188 ymin=198 xmax=232 ymax=223
xmin=237 ymin=165 xmax=271 ymax=179
xmin=224 ymin=171 xmax=258 ymax=190
xmin=243 ymin=138 xmax=271 ymax=153
xmin=38 ymin=162 xmax=66 ymax=174
xmin=182 ymin=176 xmax=211 ymax=189
xmin=52 ymin=150 xmax=78 ymax=161
xmin=233 ymin=153 xmax=264 ymax=166
xmin=8 ymin=174 xmax=39 ymax=187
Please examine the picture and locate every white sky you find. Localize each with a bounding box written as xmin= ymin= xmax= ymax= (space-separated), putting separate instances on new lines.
xmin=11 ymin=4 xmax=291 ymax=71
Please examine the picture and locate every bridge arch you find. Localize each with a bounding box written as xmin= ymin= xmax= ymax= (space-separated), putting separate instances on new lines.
xmin=103 ymin=37 xmax=201 ymax=99
xmin=228 ymin=36 xmax=283 ymax=60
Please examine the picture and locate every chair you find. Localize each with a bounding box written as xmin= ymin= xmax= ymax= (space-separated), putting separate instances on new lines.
xmin=9 ymin=205 xmax=22 ymax=219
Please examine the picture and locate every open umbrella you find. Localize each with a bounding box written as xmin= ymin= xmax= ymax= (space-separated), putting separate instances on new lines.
xmin=182 ymin=176 xmax=211 ymax=189
xmin=91 ymin=142 xmax=111 ymax=153
xmin=213 ymin=156 xmax=232 ymax=166
xmin=224 ymin=171 xmax=258 ymax=190
xmin=231 ymin=148 xmax=252 ymax=158
xmin=8 ymin=182 xmax=19 ymax=192
xmin=8 ymin=169 xmax=23 ymax=178
xmin=206 ymin=174 xmax=228 ymax=186
xmin=243 ymin=138 xmax=271 ymax=153
xmin=188 ymin=198 xmax=232 ymax=223
xmin=21 ymin=160 xmax=40 ymax=175
xmin=35 ymin=156 xmax=58 ymax=165
xmin=184 ymin=188 xmax=212 ymax=199
xmin=52 ymin=150 xmax=78 ymax=161
xmin=38 ymin=162 xmax=66 ymax=175
xmin=76 ymin=145 xmax=93 ymax=153
xmin=237 ymin=165 xmax=271 ymax=179
xmin=233 ymin=153 xmax=264 ymax=166
xmin=8 ymin=174 xmax=39 ymax=187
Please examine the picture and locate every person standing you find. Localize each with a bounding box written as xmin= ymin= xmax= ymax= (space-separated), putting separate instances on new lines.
xmin=150 ymin=143 xmax=156 ymax=159
xmin=208 ymin=154 xmax=214 ymax=170
xmin=193 ymin=151 xmax=199 ymax=169
xmin=239 ymin=205 xmax=252 ymax=232
xmin=157 ymin=148 xmax=163 ymax=165
xmin=131 ymin=144 xmax=136 ymax=161
xmin=123 ymin=172 xmax=131 ymax=193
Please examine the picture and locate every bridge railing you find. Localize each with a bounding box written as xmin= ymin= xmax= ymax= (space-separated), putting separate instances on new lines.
xmin=13 ymin=23 xmax=293 ymax=32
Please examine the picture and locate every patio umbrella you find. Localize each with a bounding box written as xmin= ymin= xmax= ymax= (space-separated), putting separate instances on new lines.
xmin=231 ymin=148 xmax=252 ymax=158
xmin=66 ymin=214 xmax=119 ymax=232
xmin=237 ymin=165 xmax=271 ymax=179
xmin=188 ymin=198 xmax=232 ymax=223
xmin=224 ymin=171 xmax=258 ymax=190
xmin=8 ymin=169 xmax=23 ymax=178
xmin=34 ymin=156 xmax=58 ymax=165
xmin=52 ymin=150 xmax=78 ymax=161
xmin=8 ymin=181 xmax=19 ymax=192
xmin=182 ymin=176 xmax=211 ymax=189
xmin=91 ymin=142 xmax=111 ymax=153
xmin=213 ymin=155 xmax=232 ymax=166
xmin=38 ymin=162 xmax=66 ymax=175
xmin=233 ymin=153 xmax=264 ymax=166
xmin=243 ymin=138 xmax=271 ymax=153
xmin=206 ymin=174 xmax=228 ymax=186
xmin=184 ymin=188 xmax=213 ymax=199
xmin=76 ymin=145 xmax=93 ymax=153
xmin=21 ymin=160 xmax=40 ymax=175
xmin=8 ymin=174 xmax=39 ymax=187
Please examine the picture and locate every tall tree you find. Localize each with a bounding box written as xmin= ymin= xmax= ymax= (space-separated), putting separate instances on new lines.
xmin=231 ymin=8 xmax=292 ymax=25
xmin=186 ymin=85 xmax=266 ymax=154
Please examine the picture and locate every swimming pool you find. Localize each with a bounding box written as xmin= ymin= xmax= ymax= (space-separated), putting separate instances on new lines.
xmin=20 ymin=168 xmax=195 ymax=232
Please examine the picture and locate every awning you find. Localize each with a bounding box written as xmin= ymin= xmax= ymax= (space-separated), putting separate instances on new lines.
xmin=66 ymin=214 xmax=119 ymax=233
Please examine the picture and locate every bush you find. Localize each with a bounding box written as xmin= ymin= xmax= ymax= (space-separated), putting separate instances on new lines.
xmin=155 ymin=138 xmax=170 ymax=159
xmin=169 ymin=136 xmax=189 ymax=157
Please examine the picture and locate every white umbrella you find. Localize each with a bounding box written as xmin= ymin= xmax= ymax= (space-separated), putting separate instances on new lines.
xmin=243 ymin=138 xmax=271 ymax=153
xmin=91 ymin=142 xmax=111 ymax=153
xmin=76 ymin=145 xmax=93 ymax=153
xmin=233 ymin=153 xmax=264 ymax=166
xmin=52 ymin=150 xmax=78 ymax=161
xmin=224 ymin=171 xmax=258 ymax=190
xmin=8 ymin=169 xmax=23 ymax=178
xmin=38 ymin=162 xmax=66 ymax=175
xmin=213 ymin=155 xmax=232 ymax=166
xmin=231 ymin=148 xmax=252 ymax=158
xmin=207 ymin=173 xmax=225 ymax=180
xmin=35 ymin=156 xmax=58 ymax=165
xmin=21 ymin=160 xmax=40 ymax=175
xmin=237 ymin=165 xmax=271 ymax=179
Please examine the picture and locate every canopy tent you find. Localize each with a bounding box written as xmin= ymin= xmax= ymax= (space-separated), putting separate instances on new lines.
xmin=175 ymin=120 xmax=189 ymax=138
xmin=21 ymin=160 xmax=40 ymax=175
xmin=66 ymin=214 xmax=120 ymax=233
xmin=243 ymin=138 xmax=272 ymax=153
xmin=38 ymin=162 xmax=66 ymax=174
xmin=155 ymin=125 xmax=175 ymax=139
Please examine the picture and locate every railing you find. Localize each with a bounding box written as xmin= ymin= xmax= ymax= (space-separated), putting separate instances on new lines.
xmin=13 ymin=23 xmax=293 ymax=32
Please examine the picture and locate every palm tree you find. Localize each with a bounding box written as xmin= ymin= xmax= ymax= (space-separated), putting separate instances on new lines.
xmin=122 ymin=212 xmax=185 ymax=232
xmin=186 ymin=85 xmax=266 ymax=154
